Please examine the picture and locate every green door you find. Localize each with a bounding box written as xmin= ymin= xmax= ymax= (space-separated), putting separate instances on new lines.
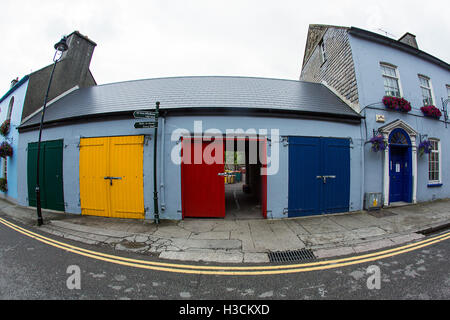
xmin=27 ymin=140 xmax=64 ymax=211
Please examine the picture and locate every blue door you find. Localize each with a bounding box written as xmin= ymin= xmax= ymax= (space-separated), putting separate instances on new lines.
xmin=288 ymin=137 xmax=350 ymax=217
xmin=389 ymin=129 xmax=412 ymax=203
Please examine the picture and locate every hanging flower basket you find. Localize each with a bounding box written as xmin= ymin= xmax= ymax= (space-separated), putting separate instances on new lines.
xmin=418 ymin=140 xmax=433 ymax=157
xmin=420 ymin=105 xmax=442 ymax=119
xmin=0 ymin=120 xmax=10 ymax=136
xmin=370 ymin=134 xmax=388 ymax=152
xmin=0 ymin=178 xmax=7 ymax=193
xmin=382 ymin=96 xmax=412 ymax=112
xmin=0 ymin=141 xmax=13 ymax=158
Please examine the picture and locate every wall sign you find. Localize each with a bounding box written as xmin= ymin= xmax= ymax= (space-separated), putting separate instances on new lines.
xmin=376 ymin=114 xmax=385 ymax=123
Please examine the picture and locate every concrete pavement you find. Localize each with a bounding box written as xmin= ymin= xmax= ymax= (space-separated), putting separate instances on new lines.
xmin=1 ymin=198 xmax=449 ymax=263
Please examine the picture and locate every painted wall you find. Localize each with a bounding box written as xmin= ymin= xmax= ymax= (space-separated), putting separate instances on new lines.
xmin=17 ymin=114 xmax=363 ymax=220
xmin=17 ymin=119 xmax=155 ymax=218
xmin=349 ymin=34 xmax=450 ymax=203
xmin=0 ymin=79 xmax=29 ymax=202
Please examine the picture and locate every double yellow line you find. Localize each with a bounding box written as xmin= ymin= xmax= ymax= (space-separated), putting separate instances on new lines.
xmin=0 ymin=216 xmax=449 ymax=276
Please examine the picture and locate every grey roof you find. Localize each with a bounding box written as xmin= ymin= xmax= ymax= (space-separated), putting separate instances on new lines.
xmin=20 ymin=76 xmax=361 ymax=128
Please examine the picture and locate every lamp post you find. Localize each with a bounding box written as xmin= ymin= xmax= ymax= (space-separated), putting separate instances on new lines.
xmin=35 ymin=36 xmax=68 ymax=226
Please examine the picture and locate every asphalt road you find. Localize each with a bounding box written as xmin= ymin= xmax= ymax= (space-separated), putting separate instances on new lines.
xmin=0 ymin=216 xmax=449 ymax=302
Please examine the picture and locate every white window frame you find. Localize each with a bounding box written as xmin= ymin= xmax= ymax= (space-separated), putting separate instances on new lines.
xmin=6 ymin=96 xmax=14 ymax=121
xmin=380 ymin=63 xmax=403 ymax=98
xmin=428 ymin=138 xmax=441 ymax=184
xmin=446 ymin=85 xmax=450 ymax=100
xmin=319 ymin=40 xmax=327 ymax=64
xmin=418 ymin=74 xmax=435 ymax=106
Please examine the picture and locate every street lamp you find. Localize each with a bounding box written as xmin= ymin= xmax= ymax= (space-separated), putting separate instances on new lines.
xmin=35 ymin=36 xmax=68 ymax=226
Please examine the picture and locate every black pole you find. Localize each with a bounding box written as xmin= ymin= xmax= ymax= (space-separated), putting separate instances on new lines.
xmin=35 ymin=59 xmax=58 ymax=226
xmin=153 ymin=102 xmax=160 ymax=224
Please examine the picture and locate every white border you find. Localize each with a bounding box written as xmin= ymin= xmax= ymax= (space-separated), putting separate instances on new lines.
xmin=428 ymin=138 xmax=442 ymax=184
xmin=379 ymin=119 xmax=418 ymax=206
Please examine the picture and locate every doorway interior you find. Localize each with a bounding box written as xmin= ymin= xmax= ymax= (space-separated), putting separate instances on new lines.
xmin=224 ymin=137 xmax=266 ymax=220
xmin=181 ymin=136 xmax=267 ymax=220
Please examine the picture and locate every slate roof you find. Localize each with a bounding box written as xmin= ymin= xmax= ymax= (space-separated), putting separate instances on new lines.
xmin=19 ymin=76 xmax=361 ymax=129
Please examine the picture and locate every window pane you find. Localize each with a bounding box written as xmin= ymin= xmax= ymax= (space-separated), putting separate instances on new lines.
xmin=419 ymin=76 xmax=429 ymax=87
xmin=432 ymin=141 xmax=438 ymax=150
xmin=383 ymin=75 xmax=400 ymax=97
xmin=428 ymin=140 xmax=440 ymax=182
xmin=384 ymin=66 xmax=395 ymax=77
xmin=422 ymin=87 xmax=433 ymax=105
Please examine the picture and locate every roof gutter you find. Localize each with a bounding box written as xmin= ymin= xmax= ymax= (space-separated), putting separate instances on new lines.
xmin=18 ymin=107 xmax=363 ymax=133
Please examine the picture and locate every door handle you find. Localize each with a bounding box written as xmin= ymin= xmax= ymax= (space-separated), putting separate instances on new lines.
xmin=104 ymin=176 xmax=122 ymax=186
xmin=317 ymin=175 xmax=336 ymax=184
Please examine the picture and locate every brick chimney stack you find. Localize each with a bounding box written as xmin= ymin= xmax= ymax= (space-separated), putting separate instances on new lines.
xmin=10 ymin=77 xmax=19 ymax=88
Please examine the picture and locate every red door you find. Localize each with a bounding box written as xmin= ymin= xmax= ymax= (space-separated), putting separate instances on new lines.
xmin=181 ymin=138 xmax=225 ymax=218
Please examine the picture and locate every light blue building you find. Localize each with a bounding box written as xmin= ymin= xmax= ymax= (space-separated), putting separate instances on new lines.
xmin=0 ymin=31 xmax=96 ymax=205
xmin=0 ymin=76 xmax=29 ymax=202
xmin=301 ymin=24 xmax=450 ymax=208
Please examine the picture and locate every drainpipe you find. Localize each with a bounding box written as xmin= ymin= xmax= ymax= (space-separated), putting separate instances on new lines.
xmin=360 ymin=109 xmax=366 ymax=210
xmin=160 ymin=116 xmax=166 ymax=211
xmin=153 ymin=102 xmax=160 ymax=224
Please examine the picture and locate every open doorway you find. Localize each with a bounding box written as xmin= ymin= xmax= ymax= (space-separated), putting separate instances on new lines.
xmin=181 ymin=136 xmax=267 ymax=220
xmin=224 ymin=138 xmax=266 ymax=220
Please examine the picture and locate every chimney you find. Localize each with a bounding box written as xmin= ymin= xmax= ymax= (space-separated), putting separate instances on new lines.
xmin=20 ymin=31 xmax=97 ymax=121
xmin=60 ymin=31 xmax=97 ymax=87
xmin=398 ymin=32 xmax=418 ymax=49
xmin=10 ymin=77 xmax=19 ymax=88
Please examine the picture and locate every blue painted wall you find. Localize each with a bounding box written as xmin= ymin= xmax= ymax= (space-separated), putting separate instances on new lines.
xmin=0 ymin=79 xmax=29 ymax=202
xmin=349 ymin=34 xmax=450 ymax=203
xmin=17 ymin=114 xmax=363 ymax=220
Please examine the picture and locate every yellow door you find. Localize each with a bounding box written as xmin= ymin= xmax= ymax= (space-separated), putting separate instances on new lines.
xmin=79 ymin=137 xmax=110 ymax=217
xmin=79 ymin=136 xmax=145 ymax=219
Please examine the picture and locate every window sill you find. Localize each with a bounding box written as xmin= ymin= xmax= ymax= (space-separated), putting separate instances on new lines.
xmin=427 ymin=183 xmax=443 ymax=188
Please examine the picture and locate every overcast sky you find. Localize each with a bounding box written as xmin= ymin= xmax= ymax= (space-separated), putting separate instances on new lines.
xmin=1 ymin=0 xmax=449 ymax=95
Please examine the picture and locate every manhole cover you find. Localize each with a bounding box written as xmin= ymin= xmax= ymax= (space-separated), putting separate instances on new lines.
xmin=268 ymin=249 xmax=316 ymax=263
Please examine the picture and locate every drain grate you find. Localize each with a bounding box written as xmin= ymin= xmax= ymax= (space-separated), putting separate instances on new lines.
xmin=268 ymin=249 xmax=316 ymax=263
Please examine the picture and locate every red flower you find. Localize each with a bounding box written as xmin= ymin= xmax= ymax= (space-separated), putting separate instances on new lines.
xmin=421 ymin=105 xmax=441 ymax=119
xmin=382 ymin=96 xmax=411 ymax=112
